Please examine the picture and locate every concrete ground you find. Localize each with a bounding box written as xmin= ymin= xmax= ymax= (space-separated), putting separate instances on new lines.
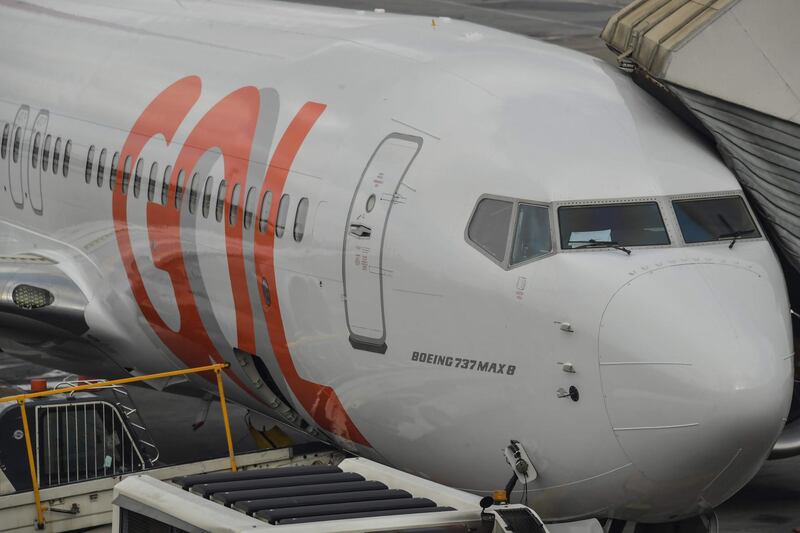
xmin=1 ymin=1 xmax=798 ymax=531
xmin=717 ymin=458 xmax=800 ymax=532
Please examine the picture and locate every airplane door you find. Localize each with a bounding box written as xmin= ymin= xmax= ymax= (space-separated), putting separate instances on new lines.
xmin=27 ymin=110 xmax=48 ymax=214
xmin=8 ymin=105 xmax=30 ymax=209
xmin=343 ymin=133 xmax=422 ymax=354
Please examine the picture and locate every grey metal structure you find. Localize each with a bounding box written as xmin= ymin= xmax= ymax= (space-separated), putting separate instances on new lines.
xmin=35 ymin=400 xmax=146 ymax=487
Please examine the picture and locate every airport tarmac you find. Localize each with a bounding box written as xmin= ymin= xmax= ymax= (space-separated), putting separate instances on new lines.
xmin=0 ymin=1 xmax=798 ymax=531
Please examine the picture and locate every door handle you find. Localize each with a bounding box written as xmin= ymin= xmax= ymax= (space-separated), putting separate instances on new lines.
xmin=349 ymin=224 xmax=372 ymax=238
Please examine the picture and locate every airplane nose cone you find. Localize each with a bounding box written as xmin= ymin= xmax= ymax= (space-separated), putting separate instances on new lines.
xmin=599 ymin=263 xmax=793 ymax=519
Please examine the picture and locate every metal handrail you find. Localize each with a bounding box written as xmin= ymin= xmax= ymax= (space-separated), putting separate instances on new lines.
xmin=109 ymin=384 xmax=161 ymax=466
xmin=0 ymin=363 xmax=236 ymax=530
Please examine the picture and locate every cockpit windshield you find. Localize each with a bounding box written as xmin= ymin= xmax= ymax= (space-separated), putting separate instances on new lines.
xmin=672 ymin=196 xmax=760 ymax=245
xmin=558 ymin=202 xmax=670 ymax=250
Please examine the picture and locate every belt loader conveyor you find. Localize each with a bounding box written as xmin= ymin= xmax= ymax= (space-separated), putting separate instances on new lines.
xmin=112 ymin=458 xmax=602 ymax=533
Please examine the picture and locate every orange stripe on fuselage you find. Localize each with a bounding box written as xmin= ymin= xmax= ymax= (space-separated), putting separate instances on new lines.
xmin=113 ymin=76 xmax=218 ymax=376
xmin=169 ymin=86 xmax=260 ymax=356
xmin=254 ymin=103 xmax=371 ymax=447
xmin=114 ymin=77 xmax=254 ymax=395
xmin=115 ymin=78 xmax=370 ymax=444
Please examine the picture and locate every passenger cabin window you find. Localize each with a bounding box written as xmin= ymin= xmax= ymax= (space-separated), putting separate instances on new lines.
xmin=229 ymin=184 xmax=241 ymax=226
xmin=31 ymin=133 xmax=41 ymax=169
xmin=42 ymin=135 xmax=51 ymax=172
xmin=85 ymin=146 xmax=95 ymax=183
xmin=258 ymin=191 xmax=272 ymax=233
xmin=188 ymin=173 xmax=200 ymax=214
xmin=109 ymin=152 xmax=119 ymax=191
xmin=52 ymin=138 xmax=62 ymax=174
xmin=174 ymin=169 xmax=185 ymax=208
xmin=133 ymin=158 xmax=143 ymax=198
xmin=161 ymin=165 xmax=172 ymax=206
xmin=0 ymin=123 xmax=8 ymax=159
xmin=468 ymin=198 xmax=513 ymax=262
xmin=97 ymin=149 xmax=107 ymax=188
xmin=559 ymin=202 xmax=669 ymax=250
xmin=511 ymin=204 xmax=551 ymax=265
xmin=121 ymin=156 xmax=132 ymax=195
xmin=294 ymin=197 xmax=309 ymax=242
xmin=215 ymin=180 xmax=227 ymax=222
xmin=12 ymin=126 xmax=21 ymax=164
xmin=243 ymin=187 xmax=256 ymax=229
xmin=275 ymin=194 xmax=290 ymax=238
xmin=147 ymin=162 xmax=159 ymax=202
xmin=673 ymin=196 xmax=760 ymax=245
xmin=62 ymin=140 xmax=72 ymax=177
xmin=201 ymin=176 xmax=213 ymax=218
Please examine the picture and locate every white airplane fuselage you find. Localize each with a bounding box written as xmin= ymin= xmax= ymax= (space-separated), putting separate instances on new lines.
xmin=0 ymin=0 xmax=793 ymax=524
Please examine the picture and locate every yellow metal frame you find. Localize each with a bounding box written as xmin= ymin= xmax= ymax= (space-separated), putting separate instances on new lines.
xmin=0 ymin=363 xmax=237 ymax=530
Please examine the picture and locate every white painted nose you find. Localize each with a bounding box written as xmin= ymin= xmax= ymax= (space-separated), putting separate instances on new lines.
xmin=599 ymin=263 xmax=793 ymax=521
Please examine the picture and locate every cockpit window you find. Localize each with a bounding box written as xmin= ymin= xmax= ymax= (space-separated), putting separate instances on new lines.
xmin=511 ymin=204 xmax=551 ymax=265
xmin=468 ymin=198 xmax=513 ymax=261
xmin=559 ymin=202 xmax=669 ymax=249
xmin=673 ymin=196 xmax=760 ymax=244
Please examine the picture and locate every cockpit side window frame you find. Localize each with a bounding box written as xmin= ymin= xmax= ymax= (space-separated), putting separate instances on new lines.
xmin=465 ymin=194 xmax=555 ymax=270
xmin=465 ymin=194 xmax=516 ymax=269
xmin=509 ymin=201 xmax=556 ymax=269
xmin=667 ymin=190 xmax=765 ymax=247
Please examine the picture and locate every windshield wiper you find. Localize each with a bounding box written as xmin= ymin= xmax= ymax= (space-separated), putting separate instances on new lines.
xmin=569 ymin=240 xmax=631 ymax=255
xmin=716 ymin=213 xmax=755 ymax=249
xmin=718 ymin=229 xmax=755 ymax=249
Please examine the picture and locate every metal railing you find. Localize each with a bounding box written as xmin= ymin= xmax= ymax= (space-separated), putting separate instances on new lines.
xmin=50 ymin=377 xmax=162 ymax=465
xmin=35 ymin=400 xmax=147 ymax=487
xmin=109 ymin=385 xmax=161 ymax=465
xmin=0 ymin=363 xmax=237 ymax=530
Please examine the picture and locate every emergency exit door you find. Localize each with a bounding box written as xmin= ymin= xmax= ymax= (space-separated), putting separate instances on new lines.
xmin=28 ymin=110 xmax=49 ymax=215
xmin=8 ymin=106 xmax=29 ymax=209
xmin=343 ymin=133 xmax=422 ymax=353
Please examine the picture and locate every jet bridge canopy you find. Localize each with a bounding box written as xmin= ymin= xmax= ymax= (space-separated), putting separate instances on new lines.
xmin=602 ymin=0 xmax=800 ymax=125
